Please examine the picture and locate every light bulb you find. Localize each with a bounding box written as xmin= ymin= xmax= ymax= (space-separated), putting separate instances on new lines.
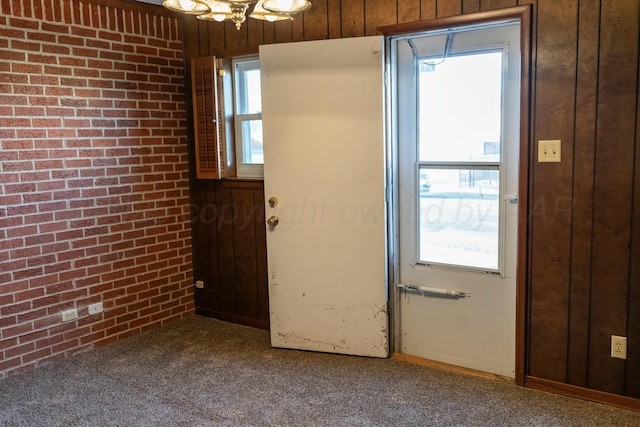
xmin=179 ymin=0 xmax=197 ymax=11
xmin=274 ymin=0 xmax=294 ymax=10
xmin=262 ymin=0 xmax=310 ymax=14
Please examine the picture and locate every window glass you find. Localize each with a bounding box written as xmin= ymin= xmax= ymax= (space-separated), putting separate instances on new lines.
xmin=418 ymin=51 xmax=503 ymax=163
xmin=418 ymin=167 xmax=499 ymax=270
xmin=232 ymin=56 xmax=264 ymax=177
xmin=236 ymin=63 xmax=262 ymax=115
xmin=240 ymin=119 xmax=264 ymax=164
xmin=416 ymin=49 xmax=504 ymax=271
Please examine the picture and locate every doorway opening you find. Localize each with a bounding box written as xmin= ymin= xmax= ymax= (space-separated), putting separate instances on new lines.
xmin=387 ymin=17 xmax=525 ymax=378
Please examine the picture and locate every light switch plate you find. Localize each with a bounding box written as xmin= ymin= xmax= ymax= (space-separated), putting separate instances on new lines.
xmin=538 ymin=140 xmax=561 ymax=162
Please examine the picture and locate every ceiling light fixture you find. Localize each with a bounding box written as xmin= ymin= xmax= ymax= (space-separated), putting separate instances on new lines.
xmin=163 ymin=0 xmax=311 ymax=30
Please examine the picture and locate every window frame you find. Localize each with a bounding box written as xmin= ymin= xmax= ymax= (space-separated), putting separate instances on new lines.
xmin=415 ymin=47 xmax=507 ymax=274
xmin=231 ymin=55 xmax=264 ymax=178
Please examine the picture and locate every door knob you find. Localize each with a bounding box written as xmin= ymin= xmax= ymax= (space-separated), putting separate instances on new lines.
xmin=267 ymin=215 xmax=279 ymax=227
xmin=268 ymin=197 xmax=278 ymax=207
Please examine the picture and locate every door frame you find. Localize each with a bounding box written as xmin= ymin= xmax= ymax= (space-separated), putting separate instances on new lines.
xmin=380 ymin=5 xmax=533 ymax=385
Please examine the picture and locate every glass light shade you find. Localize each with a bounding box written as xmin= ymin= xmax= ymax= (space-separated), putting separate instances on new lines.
xmin=196 ymin=1 xmax=231 ymax=21
xmin=249 ymin=0 xmax=293 ymax=22
xmin=162 ymin=0 xmax=210 ymax=14
xmin=262 ymin=0 xmax=311 ymax=14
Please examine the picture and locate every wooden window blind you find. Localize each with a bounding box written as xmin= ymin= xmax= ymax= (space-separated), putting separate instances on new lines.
xmin=191 ymin=56 xmax=225 ymax=179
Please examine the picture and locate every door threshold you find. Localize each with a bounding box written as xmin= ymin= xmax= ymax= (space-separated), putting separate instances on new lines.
xmin=391 ymin=352 xmax=514 ymax=383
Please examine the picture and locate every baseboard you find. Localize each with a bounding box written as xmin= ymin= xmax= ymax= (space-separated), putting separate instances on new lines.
xmin=391 ymin=352 xmax=513 ymax=383
xmin=525 ymin=376 xmax=640 ymax=412
xmin=195 ymin=308 xmax=270 ymax=331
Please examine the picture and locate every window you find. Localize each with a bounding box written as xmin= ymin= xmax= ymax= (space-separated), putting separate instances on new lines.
xmin=416 ymin=49 xmax=505 ymax=271
xmin=232 ymin=56 xmax=264 ymax=178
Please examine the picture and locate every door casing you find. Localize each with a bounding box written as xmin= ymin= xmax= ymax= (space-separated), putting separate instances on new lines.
xmin=380 ymin=5 xmax=532 ymax=385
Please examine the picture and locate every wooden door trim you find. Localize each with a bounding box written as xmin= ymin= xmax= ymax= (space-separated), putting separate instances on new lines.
xmin=379 ymin=4 xmax=533 ymax=386
xmin=526 ymin=376 xmax=640 ymax=412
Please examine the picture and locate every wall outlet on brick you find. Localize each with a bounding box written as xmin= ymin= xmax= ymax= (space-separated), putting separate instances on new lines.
xmin=61 ymin=308 xmax=78 ymax=323
xmin=88 ymin=302 xmax=103 ymax=315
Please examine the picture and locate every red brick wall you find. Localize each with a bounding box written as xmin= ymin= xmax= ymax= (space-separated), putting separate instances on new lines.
xmin=0 ymin=0 xmax=194 ymax=377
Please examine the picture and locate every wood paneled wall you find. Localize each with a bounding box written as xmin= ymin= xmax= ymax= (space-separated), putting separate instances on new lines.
xmin=528 ymin=0 xmax=640 ymax=401
xmin=190 ymin=180 xmax=269 ymax=329
xmin=181 ymin=0 xmax=640 ymax=402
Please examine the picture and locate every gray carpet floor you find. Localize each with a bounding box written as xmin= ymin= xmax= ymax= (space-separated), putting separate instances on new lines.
xmin=1 ymin=315 xmax=639 ymax=426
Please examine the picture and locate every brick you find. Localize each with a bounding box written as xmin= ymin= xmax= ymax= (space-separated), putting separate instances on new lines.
xmin=22 ymin=347 xmax=52 ymax=364
xmin=57 ymin=35 xmax=84 ymax=46
xmin=41 ymin=22 xmax=69 ymax=34
xmin=27 ymin=32 xmax=56 ymax=43
xmin=28 ymin=53 xmax=58 ymax=64
xmin=44 ymin=65 xmax=73 ymax=76
xmin=9 ymin=18 xmax=39 ymax=29
xmin=42 ymin=44 xmax=70 ymax=55
xmin=0 ymin=357 xmax=21 ymax=372
xmin=70 ymin=26 xmax=96 ymax=38
xmin=0 ymin=301 xmax=32 ymax=317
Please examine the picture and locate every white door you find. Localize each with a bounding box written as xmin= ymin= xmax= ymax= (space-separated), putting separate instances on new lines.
xmin=394 ymin=22 xmax=521 ymax=377
xmin=261 ymin=37 xmax=388 ymax=358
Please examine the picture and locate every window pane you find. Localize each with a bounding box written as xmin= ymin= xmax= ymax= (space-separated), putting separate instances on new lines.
xmin=419 ymin=168 xmax=499 ymax=270
xmin=418 ymin=51 xmax=503 ymax=162
xmin=241 ymin=119 xmax=263 ymax=164
xmin=236 ymin=62 xmax=262 ymax=115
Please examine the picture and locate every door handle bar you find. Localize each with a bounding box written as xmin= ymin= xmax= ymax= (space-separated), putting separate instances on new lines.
xmin=397 ymin=283 xmax=470 ymax=298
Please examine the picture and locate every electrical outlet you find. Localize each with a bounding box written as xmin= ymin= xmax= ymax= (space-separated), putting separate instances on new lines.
xmin=61 ymin=308 xmax=78 ymax=323
xmin=611 ymin=335 xmax=627 ymax=359
xmin=538 ymin=139 xmax=561 ymax=162
xmin=88 ymin=302 xmax=103 ymax=315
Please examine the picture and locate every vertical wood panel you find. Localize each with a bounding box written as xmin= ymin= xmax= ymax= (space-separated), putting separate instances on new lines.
xmin=264 ymin=21 xmax=276 ymax=45
xmin=527 ymin=0 xmax=578 ymax=382
xmin=304 ymin=0 xmax=329 ymax=40
xmin=341 ymin=0 xmax=365 ymax=37
xmin=628 ymin=54 xmax=640 ymax=398
xmin=567 ymin=0 xmax=599 ymax=388
xmin=232 ymin=188 xmax=259 ymax=318
xmin=587 ymin=0 xmax=639 ymax=395
xmin=292 ymin=11 xmax=304 ymax=40
xmin=274 ymin=19 xmax=293 ymax=43
xmin=191 ymin=186 xmax=211 ymax=311
xmin=436 ymin=0 xmax=462 ymax=17
xmin=398 ymin=0 xmax=421 ymax=24
xmin=216 ymin=184 xmax=237 ymax=313
xmin=254 ymin=189 xmax=269 ymax=322
xmin=480 ymin=0 xmax=517 ymax=11
xmin=462 ymin=0 xmax=480 ymax=14
xmin=206 ymin=192 xmax=219 ymax=312
xmin=420 ymin=0 xmax=437 ymax=19
xmin=327 ymin=0 xmax=341 ymax=39
xmin=365 ymin=0 xmax=397 ymax=36
xmin=224 ymin=20 xmax=249 ymax=49
xmin=208 ymin=20 xmax=226 ymax=53
xmin=247 ymin=16 xmax=264 ymax=47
